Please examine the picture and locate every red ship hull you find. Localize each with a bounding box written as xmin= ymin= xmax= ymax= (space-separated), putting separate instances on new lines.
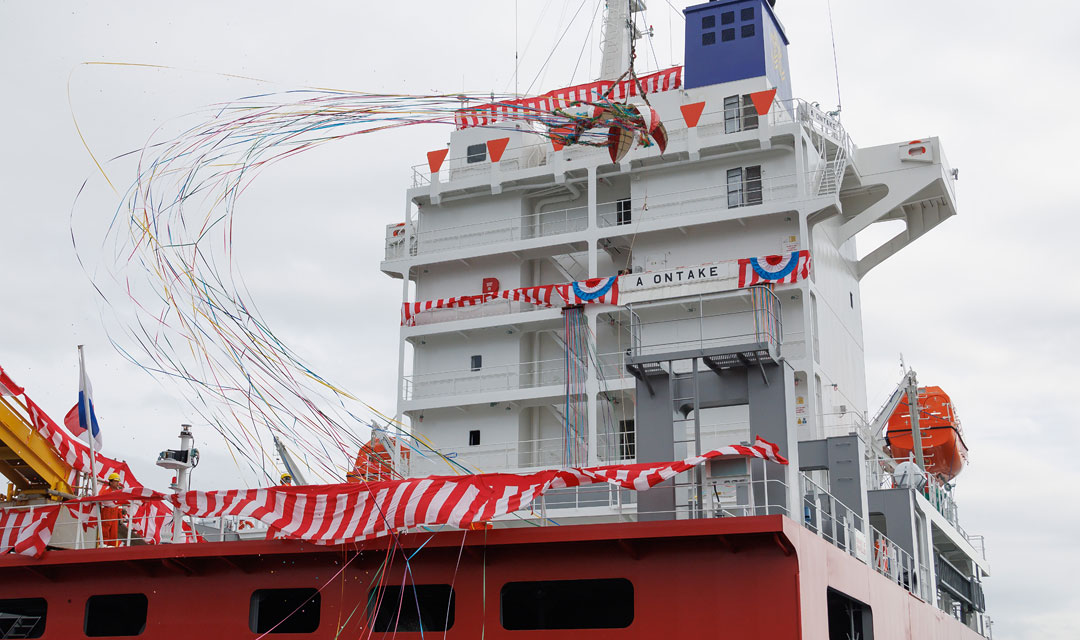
xmin=0 ymin=516 xmax=982 ymax=639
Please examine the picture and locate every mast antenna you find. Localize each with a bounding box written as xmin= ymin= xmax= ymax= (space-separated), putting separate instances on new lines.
xmin=826 ymin=0 xmax=843 ymax=116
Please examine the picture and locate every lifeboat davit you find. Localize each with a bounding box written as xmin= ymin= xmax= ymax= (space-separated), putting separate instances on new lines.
xmin=884 ymin=386 xmax=969 ymax=480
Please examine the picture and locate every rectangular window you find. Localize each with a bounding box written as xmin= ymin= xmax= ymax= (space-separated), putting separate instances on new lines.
xmin=721 ymin=28 xmax=736 ymax=42
xmin=741 ymin=24 xmax=756 ymax=38
xmin=744 ymin=165 xmax=763 ymax=205
xmin=724 ymin=95 xmax=741 ymax=134
xmin=250 ymin=589 xmax=320 ymax=634
xmin=721 ymin=11 xmax=735 ymax=25
xmin=469 ymin=430 xmax=481 ymax=446
xmin=616 ymin=198 xmax=632 ymax=225
xmin=466 ymin=143 xmax=487 ymax=164
xmin=702 ymin=31 xmax=716 ymax=46
xmin=701 ymin=15 xmax=715 ymax=28
xmin=618 ymin=419 xmax=635 ymax=461
xmin=827 ymin=589 xmax=873 ymax=640
xmin=726 ymin=168 xmax=743 ymax=208
xmin=501 ymin=578 xmax=634 ymax=630
xmin=85 ymin=594 xmax=147 ymax=637
xmin=741 ymin=7 xmax=755 ymax=21
xmin=368 ymin=585 xmax=455 ymax=632
xmin=741 ymin=94 xmax=760 ymax=130
xmin=0 ymin=598 xmax=47 ymax=639
xmin=470 ymin=354 xmax=482 ymax=371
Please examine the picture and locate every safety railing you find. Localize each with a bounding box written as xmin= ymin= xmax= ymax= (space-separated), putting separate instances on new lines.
xmin=406 ymin=97 xmax=851 ymax=188
xmin=597 ymin=171 xmax=804 ymax=228
xmin=869 ymin=456 xmax=978 ymax=550
xmin=399 ymin=167 xmax=838 ymax=262
xmin=628 ymin=290 xmax=783 ymax=359
xmin=871 ymin=526 xmax=933 ymax=602
xmin=406 ymin=203 xmax=588 ymax=257
xmin=1 ymin=502 xmax=150 ymax=550
xmin=406 ymin=430 xmax=634 ymax=477
xmin=802 ymin=472 xmax=935 ymax=603
xmin=801 ymin=472 xmax=867 ymax=558
xmin=0 ymin=500 xmax=283 ymax=551
xmin=403 ymin=358 xmax=567 ymax=401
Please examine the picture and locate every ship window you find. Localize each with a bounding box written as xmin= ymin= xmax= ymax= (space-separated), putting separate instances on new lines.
xmin=721 ymin=28 xmax=736 ymax=42
xmin=702 ymin=31 xmax=716 ymax=46
xmin=702 ymin=15 xmax=715 ymax=29
xmin=741 ymin=24 xmax=756 ymax=38
xmin=721 ymin=11 xmax=735 ymax=25
xmin=724 ymin=95 xmax=741 ymax=133
xmin=827 ymin=589 xmax=874 ymax=640
xmin=741 ymin=7 xmax=755 ymax=21
xmin=469 ymin=430 xmax=481 ymax=446
xmin=616 ymin=198 xmax=632 ymax=225
xmin=0 ymin=598 xmax=47 ymax=638
xmin=850 ymin=292 xmax=854 ymax=308
xmin=745 ymin=166 xmax=763 ymax=205
xmin=466 ymin=143 xmax=487 ymax=164
xmin=501 ymin=578 xmax=634 ymax=630
xmin=726 ymin=95 xmax=759 ymax=133
xmin=368 ymin=585 xmax=455 ymax=632
xmin=618 ymin=419 xmax=636 ymax=460
xmin=85 ymin=594 xmax=147 ymax=637
xmin=249 ymin=588 xmax=320 ymax=634
xmin=470 ymin=354 xmax=482 ymax=371
xmin=741 ymin=94 xmax=759 ymax=130
xmin=726 ymin=168 xmax=743 ymax=208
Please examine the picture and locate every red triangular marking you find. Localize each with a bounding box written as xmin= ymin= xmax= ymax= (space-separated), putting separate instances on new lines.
xmin=750 ymin=89 xmax=778 ymax=116
xmin=680 ymin=102 xmax=706 ymax=128
xmin=487 ymin=137 xmax=510 ymax=163
xmin=551 ymin=127 xmax=573 ymax=151
xmin=426 ymin=148 xmax=449 ymax=174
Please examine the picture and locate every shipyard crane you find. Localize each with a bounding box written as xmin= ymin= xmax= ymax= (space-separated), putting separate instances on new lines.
xmin=0 ymin=393 xmax=76 ymax=502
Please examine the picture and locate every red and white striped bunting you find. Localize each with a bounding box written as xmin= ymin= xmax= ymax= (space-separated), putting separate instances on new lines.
xmin=0 ymin=505 xmax=61 ymax=557
xmin=455 ymin=67 xmax=682 ymax=129
xmin=402 ymin=278 xmax=620 ymax=326
xmin=2 ymin=438 xmax=785 ymax=557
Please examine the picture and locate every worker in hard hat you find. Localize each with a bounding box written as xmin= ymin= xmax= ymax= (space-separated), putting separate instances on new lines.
xmin=98 ymin=472 xmax=126 ymax=547
xmin=279 ymin=473 xmax=293 ymax=486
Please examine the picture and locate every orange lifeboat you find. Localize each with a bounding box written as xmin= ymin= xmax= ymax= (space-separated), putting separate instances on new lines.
xmin=885 ymin=386 xmax=969 ymax=480
xmin=346 ymin=436 xmax=410 ymax=483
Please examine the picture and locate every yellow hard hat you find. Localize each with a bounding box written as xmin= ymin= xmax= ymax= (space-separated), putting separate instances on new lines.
xmin=107 ymin=472 xmax=122 ymax=482
xmin=280 ymin=473 xmax=292 ymax=481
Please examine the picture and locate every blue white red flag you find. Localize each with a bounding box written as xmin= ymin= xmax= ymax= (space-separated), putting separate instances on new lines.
xmin=63 ymin=351 xmax=102 ymax=449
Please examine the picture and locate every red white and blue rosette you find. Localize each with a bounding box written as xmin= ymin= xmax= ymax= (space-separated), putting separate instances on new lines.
xmin=571 ymin=277 xmax=617 ymax=303
xmin=748 ymin=252 xmax=800 ymax=281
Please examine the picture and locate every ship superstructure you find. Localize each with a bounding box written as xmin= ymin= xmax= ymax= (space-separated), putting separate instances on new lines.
xmin=382 ymin=0 xmax=990 ymax=635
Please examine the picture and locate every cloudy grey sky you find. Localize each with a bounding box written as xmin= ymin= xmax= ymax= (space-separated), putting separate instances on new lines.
xmin=1 ymin=1 xmax=1076 ymax=636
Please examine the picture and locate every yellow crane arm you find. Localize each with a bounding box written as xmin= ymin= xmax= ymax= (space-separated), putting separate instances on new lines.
xmin=0 ymin=395 xmax=75 ymax=498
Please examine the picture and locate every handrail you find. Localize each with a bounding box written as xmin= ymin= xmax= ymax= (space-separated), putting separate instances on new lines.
xmin=628 ymin=298 xmax=783 ymax=358
xmin=407 ymin=97 xmax=851 ymax=183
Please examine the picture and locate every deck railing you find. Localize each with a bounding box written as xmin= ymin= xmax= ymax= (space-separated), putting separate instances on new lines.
xmin=801 ymin=472 xmax=933 ymax=603
xmin=407 ymin=98 xmax=851 ymax=187
xmin=403 ymin=353 xmax=633 ymax=402
xmin=628 ymin=288 xmax=783 ymax=359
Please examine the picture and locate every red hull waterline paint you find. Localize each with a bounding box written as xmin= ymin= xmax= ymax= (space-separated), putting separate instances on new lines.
xmin=0 ymin=516 xmax=982 ymax=639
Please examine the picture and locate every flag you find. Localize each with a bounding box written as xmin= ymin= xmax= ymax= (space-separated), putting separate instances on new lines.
xmin=64 ymin=349 xmax=102 ymax=450
xmin=0 ymin=366 xmax=23 ymax=396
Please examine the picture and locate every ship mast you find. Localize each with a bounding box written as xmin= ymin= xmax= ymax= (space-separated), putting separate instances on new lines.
xmin=598 ymin=0 xmax=646 ymax=80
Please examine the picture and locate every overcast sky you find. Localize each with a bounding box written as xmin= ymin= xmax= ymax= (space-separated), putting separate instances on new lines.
xmin=1 ymin=1 xmax=1076 ymax=636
